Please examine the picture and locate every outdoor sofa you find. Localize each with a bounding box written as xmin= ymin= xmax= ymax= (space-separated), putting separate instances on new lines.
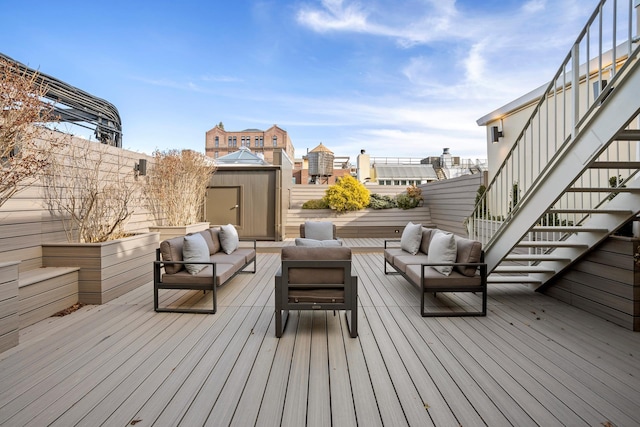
xmin=154 ymin=225 xmax=256 ymax=314
xmin=384 ymin=223 xmax=487 ymax=316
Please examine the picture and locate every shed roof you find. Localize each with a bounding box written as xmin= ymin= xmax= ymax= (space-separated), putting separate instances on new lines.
xmin=374 ymin=164 xmax=438 ymax=180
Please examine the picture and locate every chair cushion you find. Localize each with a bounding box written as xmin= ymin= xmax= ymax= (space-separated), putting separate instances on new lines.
xmin=183 ymin=233 xmax=210 ymax=275
xmin=295 ymin=238 xmax=342 ymax=247
xmin=281 ymin=246 xmax=351 ymax=285
xmin=400 ymin=222 xmax=422 ymax=255
xmin=427 ymin=231 xmax=457 ymax=276
xmin=454 ymin=236 xmax=483 ymax=277
xmin=288 ymin=288 xmax=345 ymax=303
xmin=160 ymin=236 xmax=185 ymax=274
xmin=220 ymin=224 xmax=239 ymax=254
xmin=303 ymin=221 xmax=334 ymax=240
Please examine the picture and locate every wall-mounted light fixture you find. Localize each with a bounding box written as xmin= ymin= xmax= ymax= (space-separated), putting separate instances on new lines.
xmin=134 ymin=159 xmax=147 ymax=176
xmin=491 ymin=126 xmax=504 ymax=143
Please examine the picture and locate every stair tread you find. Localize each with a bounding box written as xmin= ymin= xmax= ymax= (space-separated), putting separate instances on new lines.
xmin=493 ymin=266 xmax=556 ymax=273
xmin=548 ymin=209 xmax=632 ymax=214
xmin=530 ymin=226 xmax=608 ymax=232
xmin=19 ymin=267 xmax=81 ymax=288
xmin=589 ymin=161 xmax=640 ymax=168
xmin=487 ymin=276 xmax=541 ymax=284
xmin=516 ymin=241 xmax=589 ymax=248
xmin=504 ymin=254 xmax=571 ymax=261
xmin=565 ymin=187 xmax=639 ymax=192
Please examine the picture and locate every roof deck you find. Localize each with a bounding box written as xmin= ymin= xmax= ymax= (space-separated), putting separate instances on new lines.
xmin=1 ymin=244 xmax=639 ymax=426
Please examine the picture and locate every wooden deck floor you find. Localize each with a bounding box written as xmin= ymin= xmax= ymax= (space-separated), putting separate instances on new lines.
xmin=1 ymin=246 xmax=639 ymax=426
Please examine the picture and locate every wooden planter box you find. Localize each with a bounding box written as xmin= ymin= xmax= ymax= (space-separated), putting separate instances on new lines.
xmin=0 ymin=261 xmax=20 ymax=353
xmin=148 ymin=222 xmax=210 ymax=241
xmin=42 ymin=233 xmax=160 ymax=304
xmin=285 ymin=208 xmax=433 ymax=238
xmin=545 ymin=236 xmax=640 ymax=331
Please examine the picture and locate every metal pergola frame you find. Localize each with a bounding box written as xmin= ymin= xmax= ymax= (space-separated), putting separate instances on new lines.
xmin=1 ymin=52 xmax=122 ymax=147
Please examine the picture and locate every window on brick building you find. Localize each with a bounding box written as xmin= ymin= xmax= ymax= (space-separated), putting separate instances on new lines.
xmin=214 ymin=136 xmax=219 ymax=148
xmin=272 ymin=136 xmax=278 ymax=147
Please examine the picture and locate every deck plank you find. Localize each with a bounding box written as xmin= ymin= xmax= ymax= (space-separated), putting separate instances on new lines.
xmin=1 ymin=247 xmax=639 ymax=426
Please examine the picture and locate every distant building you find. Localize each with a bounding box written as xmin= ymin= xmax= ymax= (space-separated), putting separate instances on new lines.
xmin=205 ymin=124 xmax=294 ymax=164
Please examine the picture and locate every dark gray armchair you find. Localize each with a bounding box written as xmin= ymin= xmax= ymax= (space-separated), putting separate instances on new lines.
xmin=274 ymin=246 xmax=357 ymax=337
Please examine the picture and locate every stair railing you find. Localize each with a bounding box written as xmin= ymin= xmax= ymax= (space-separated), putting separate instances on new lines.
xmin=469 ymin=0 xmax=639 ymax=248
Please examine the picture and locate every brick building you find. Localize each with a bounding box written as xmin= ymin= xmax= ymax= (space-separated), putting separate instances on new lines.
xmin=205 ymin=124 xmax=294 ymax=164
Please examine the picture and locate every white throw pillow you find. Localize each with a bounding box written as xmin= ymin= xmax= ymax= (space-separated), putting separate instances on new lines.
xmin=427 ymin=231 xmax=457 ymax=276
xmin=400 ymin=222 xmax=422 ymax=255
xmin=304 ymin=221 xmax=334 ymax=240
xmin=295 ymin=238 xmax=343 ymax=247
xmin=219 ymin=224 xmax=239 ymax=254
xmin=183 ymin=233 xmax=210 ymax=275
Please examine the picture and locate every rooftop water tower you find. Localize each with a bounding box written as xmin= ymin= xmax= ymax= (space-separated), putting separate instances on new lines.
xmin=307 ymin=143 xmax=334 ymax=184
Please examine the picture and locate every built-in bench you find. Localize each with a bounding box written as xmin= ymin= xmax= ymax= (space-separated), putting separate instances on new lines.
xmin=18 ymin=267 xmax=80 ymax=328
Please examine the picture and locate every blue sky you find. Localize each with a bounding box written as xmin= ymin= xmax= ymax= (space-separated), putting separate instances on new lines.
xmin=1 ymin=0 xmax=594 ymax=161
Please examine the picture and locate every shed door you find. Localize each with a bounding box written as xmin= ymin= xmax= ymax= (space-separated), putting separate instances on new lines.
xmin=206 ymin=187 xmax=240 ymax=226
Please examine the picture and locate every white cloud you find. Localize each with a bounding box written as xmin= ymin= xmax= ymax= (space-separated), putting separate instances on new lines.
xmin=523 ymin=0 xmax=546 ymax=14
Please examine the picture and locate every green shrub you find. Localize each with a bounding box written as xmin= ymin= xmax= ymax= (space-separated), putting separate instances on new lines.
xmin=322 ymin=175 xmax=370 ymax=213
xmin=395 ymin=193 xmax=421 ymax=209
xmin=301 ymin=199 xmax=329 ymax=209
xmin=368 ymin=193 xmax=396 ymax=209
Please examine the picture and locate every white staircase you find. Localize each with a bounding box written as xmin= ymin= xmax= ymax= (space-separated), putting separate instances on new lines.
xmin=469 ymin=0 xmax=640 ymax=290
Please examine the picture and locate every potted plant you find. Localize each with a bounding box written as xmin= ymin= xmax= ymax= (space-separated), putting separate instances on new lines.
xmin=144 ymin=149 xmax=217 ymax=240
xmin=41 ymin=140 xmax=159 ymax=304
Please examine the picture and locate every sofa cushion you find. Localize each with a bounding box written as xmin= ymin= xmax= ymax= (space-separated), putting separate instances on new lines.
xmin=207 ymin=228 xmax=222 ymax=254
xmin=183 ymin=233 xmax=210 ymax=275
xmin=393 ymin=254 xmax=430 ymax=273
xmin=400 ymin=222 xmax=422 ymax=255
xmin=160 ymin=236 xmax=185 ymax=274
xmin=427 ymin=231 xmax=457 ymax=276
xmin=419 ymin=228 xmax=435 ymax=254
xmin=303 ymin=221 xmax=334 ymax=240
xmin=198 ymin=230 xmax=218 ymax=255
xmin=233 ymin=248 xmax=256 ymax=265
xmin=295 ymin=238 xmax=343 ymax=247
xmin=384 ymin=248 xmax=406 ymax=265
xmin=281 ymin=246 xmax=351 ymax=285
xmin=220 ymin=224 xmax=239 ymax=254
xmin=210 ymin=251 xmax=247 ymax=271
xmin=406 ymin=264 xmax=482 ymax=289
xmin=454 ymin=236 xmax=483 ymax=277
xmin=161 ymin=263 xmax=236 ymax=287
